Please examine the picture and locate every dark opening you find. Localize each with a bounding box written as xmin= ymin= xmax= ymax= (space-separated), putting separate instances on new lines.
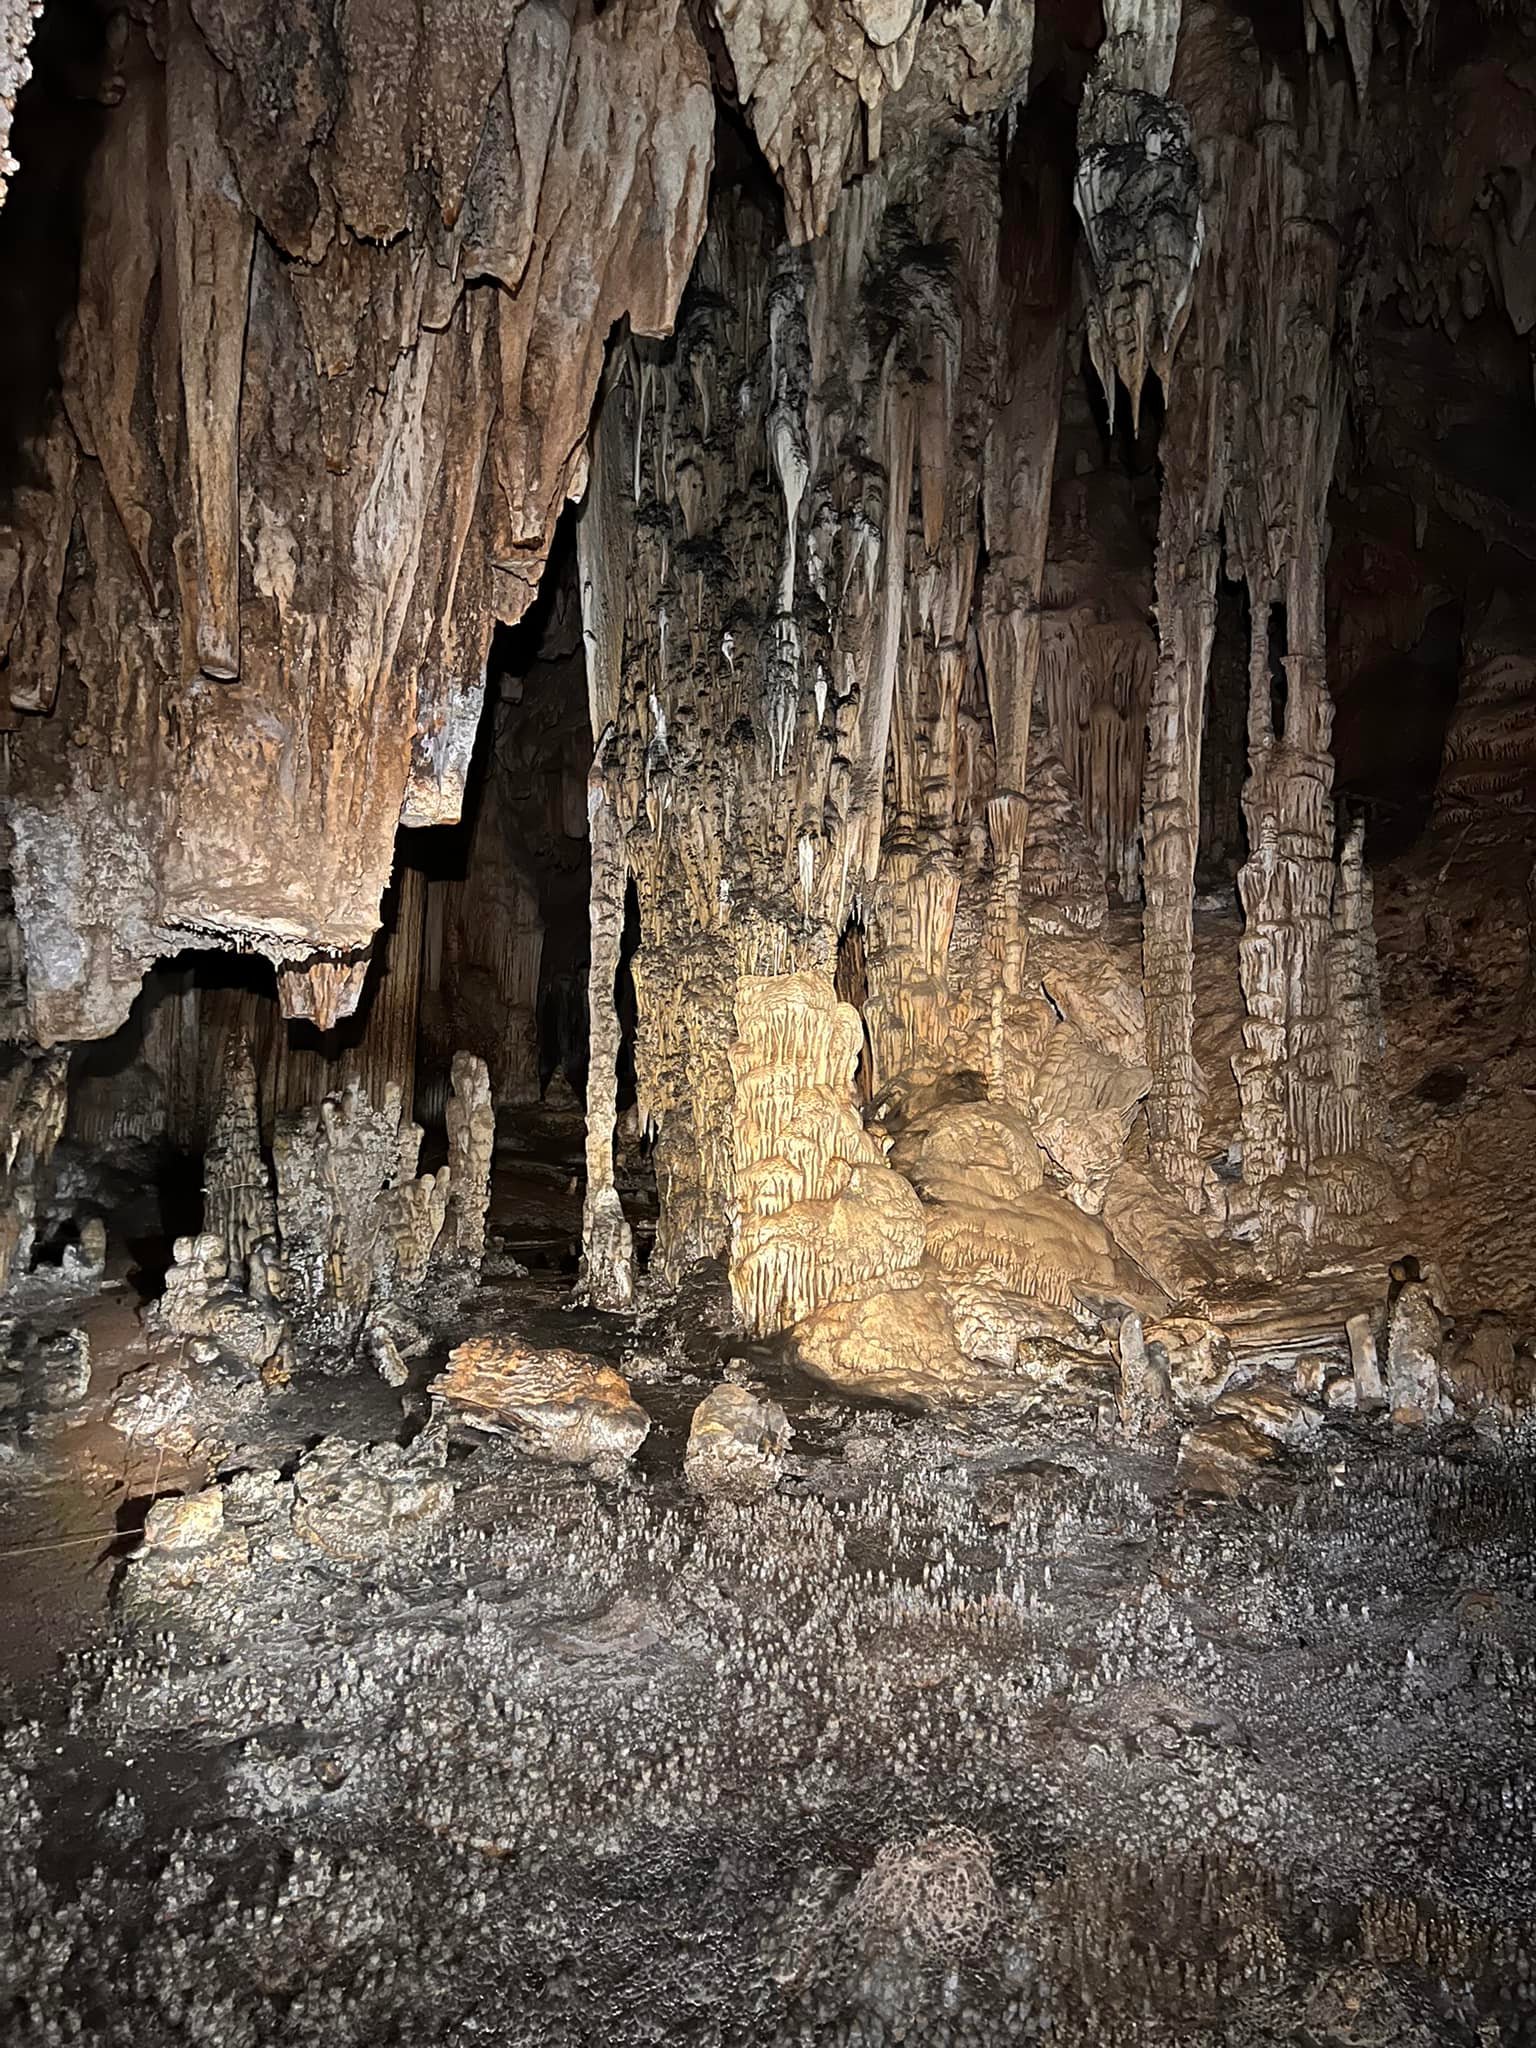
xmin=0 ymin=0 xmax=113 ymax=494
xmin=835 ymin=915 xmax=874 ymax=1106
xmin=1331 ymin=598 xmax=1465 ymax=860
xmin=1267 ymin=603 xmax=1290 ymax=745
xmin=1197 ymin=576 xmax=1251 ymax=890
xmin=412 ymin=509 xmax=593 ymax=1126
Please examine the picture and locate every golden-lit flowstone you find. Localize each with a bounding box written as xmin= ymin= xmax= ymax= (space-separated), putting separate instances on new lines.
xmin=433 ymin=1335 xmax=650 ymax=1476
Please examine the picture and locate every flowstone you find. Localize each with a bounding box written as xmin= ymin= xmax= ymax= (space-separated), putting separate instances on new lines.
xmin=433 ymin=1335 xmax=651 ymax=1476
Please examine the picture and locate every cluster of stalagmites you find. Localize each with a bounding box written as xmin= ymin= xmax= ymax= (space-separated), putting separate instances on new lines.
xmin=121 ymin=1050 xmax=495 ymax=1408
xmin=709 ymin=963 xmax=1528 ymax=1445
xmin=6 ymin=1382 xmax=1532 ymax=2043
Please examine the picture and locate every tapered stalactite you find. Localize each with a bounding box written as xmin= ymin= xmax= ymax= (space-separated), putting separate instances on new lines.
xmin=1323 ymin=815 xmax=1386 ymax=1207
xmin=1074 ymin=0 xmax=1201 ymax=431
xmin=1223 ymin=86 xmax=1360 ymax=1225
xmin=1132 ymin=2 xmax=1382 ymax=1227
xmin=1037 ymin=375 xmax=1158 ymax=902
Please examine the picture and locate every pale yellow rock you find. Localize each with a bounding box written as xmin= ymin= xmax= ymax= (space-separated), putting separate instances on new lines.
xmin=1030 ymin=930 xmax=1147 ymax=1068
xmin=1175 ymin=1415 xmax=1281 ymax=1497
xmin=793 ymin=1267 xmax=1111 ymax=1409
xmin=889 ymin=1100 xmax=1044 ymax=1200
xmin=1102 ymin=1163 xmax=1225 ymax=1303
xmin=143 ymin=1488 xmax=226 ymax=1553
xmin=729 ymin=974 xmax=928 ymax=1335
xmin=1029 ymin=1023 xmax=1150 ymax=1214
xmin=924 ymin=1185 xmax=1165 ymax=1315
xmin=793 ymin=1272 xmax=977 ymax=1406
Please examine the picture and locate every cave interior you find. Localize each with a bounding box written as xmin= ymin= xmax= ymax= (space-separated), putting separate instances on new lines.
xmin=1 ymin=0 xmax=1536 ymax=2040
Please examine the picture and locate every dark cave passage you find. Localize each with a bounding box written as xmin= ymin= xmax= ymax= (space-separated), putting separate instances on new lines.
xmin=413 ymin=510 xmax=594 ymax=1131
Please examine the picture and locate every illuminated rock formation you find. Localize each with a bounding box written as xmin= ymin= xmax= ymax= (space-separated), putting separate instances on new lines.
xmin=4 ymin=0 xmax=714 ymax=1042
xmin=0 ymin=0 xmax=1530 ymax=1401
xmin=433 ymin=1334 xmax=649 ymax=1476
xmin=729 ymin=973 xmax=925 ymax=1337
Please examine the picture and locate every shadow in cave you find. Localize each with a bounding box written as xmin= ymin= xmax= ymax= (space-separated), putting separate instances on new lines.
xmin=0 ymin=0 xmax=114 ymax=499
xmin=1332 ymin=599 xmax=1465 ymax=861
xmin=408 ymin=509 xmax=655 ymax=1275
xmin=51 ymin=849 xmax=431 ymax=1301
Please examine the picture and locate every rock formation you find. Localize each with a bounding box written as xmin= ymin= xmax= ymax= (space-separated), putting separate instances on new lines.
xmin=0 ymin=0 xmax=1530 ymax=1412
xmin=202 ymin=1033 xmax=276 ymax=1288
xmin=3 ymin=0 xmax=714 ymax=1043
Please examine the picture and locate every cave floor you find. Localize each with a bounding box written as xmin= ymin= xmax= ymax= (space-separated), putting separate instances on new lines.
xmin=2 ymin=1135 xmax=1535 ymax=2046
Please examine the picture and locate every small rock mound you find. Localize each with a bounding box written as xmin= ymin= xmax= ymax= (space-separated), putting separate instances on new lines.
xmin=844 ymin=1825 xmax=1001 ymax=1957
xmin=685 ymin=1382 xmax=791 ymax=1501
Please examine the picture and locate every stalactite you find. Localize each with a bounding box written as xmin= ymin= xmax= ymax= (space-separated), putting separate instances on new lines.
xmin=1136 ymin=0 xmax=1375 ymax=1228
xmin=1226 ymin=76 xmax=1356 ymax=1226
xmin=277 ymin=864 xmax=428 ymax=1122
xmin=1433 ymin=596 xmax=1536 ymax=832
xmin=4 ymin=0 xmax=714 ymax=1044
xmin=1074 ymin=0 xmax=1201 ymax=430
xmin=1036 ymin=376 xmax=1157 ymax=902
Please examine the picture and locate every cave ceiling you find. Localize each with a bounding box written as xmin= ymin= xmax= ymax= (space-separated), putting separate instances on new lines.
xmin=0 ymin=0 xmax=1529 ymax=1061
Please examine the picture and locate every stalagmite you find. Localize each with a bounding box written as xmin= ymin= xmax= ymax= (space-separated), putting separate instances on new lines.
xmin=729 ymin=973 xmax=925 ymax=1337
xmin=270 ymin=1079 xmax=455 ymax=1346
xmin=443 ymin=1054 xmax=495 ymax=1275
xmin=0 ymin=1047 xmax=67 ymax=1294
xmin=579 ymin=748 xmax=635 ymax=1310
xmin=1387 ymin=1276 xmax=1444 ymax=1423
xmin=202 ymin=1034 xmax=277 ymax=1288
